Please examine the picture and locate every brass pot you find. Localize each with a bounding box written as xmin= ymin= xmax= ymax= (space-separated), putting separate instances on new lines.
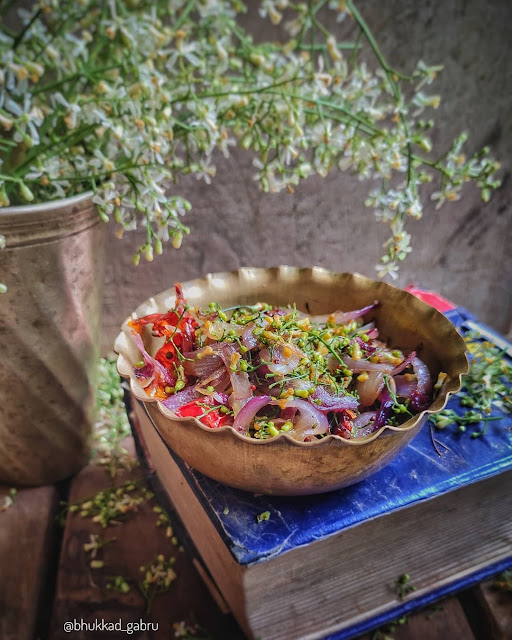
xmin=0 ymin=193 xmax=106 ymax=485
xmin=116 ymin=267 xmax=469 ymax=495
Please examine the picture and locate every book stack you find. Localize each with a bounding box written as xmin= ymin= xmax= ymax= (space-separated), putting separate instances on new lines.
xmin=128 ymin=304 xmax=512 ymax=640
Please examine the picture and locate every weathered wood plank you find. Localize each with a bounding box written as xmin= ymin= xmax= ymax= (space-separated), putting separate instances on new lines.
xmin=357 ymin=597 xmax=476 ymax=640
xmin=471 ymin=579 xmax=512 ymax=640
xmin=50 ymin=437 xmax=243 ymax=640
xmin=0 ymin=484 xmax=58 ymax=640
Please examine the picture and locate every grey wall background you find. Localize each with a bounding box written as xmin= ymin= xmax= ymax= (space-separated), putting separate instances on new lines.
xmin=101 ymin=0 xmax=512 ymax=351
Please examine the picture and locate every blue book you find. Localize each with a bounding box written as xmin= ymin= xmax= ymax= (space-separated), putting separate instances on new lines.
xmin=130 ymin=306 xmax=512 ymax=640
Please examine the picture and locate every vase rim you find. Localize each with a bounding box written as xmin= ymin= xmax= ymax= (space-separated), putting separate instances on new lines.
xmin=0 ymin=191 xmax=93 ymax=215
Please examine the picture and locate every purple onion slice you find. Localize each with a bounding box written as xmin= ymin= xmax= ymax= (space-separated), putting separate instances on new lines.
xmin=372 ymin=388 xmax=394 ymax=431
xmin=131 ymin=330 xmax=174 ymax=386
xmin=161 ymin=386 xmax=201 ymax=412
xmin=311 ymin=385 xmax=359 ymax=413
xmin=232 ymin=395 xmax=272 ymax=435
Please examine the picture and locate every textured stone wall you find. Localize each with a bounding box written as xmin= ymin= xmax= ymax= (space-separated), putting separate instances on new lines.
xmin=102 ymin=0 xmax=512 ymax=351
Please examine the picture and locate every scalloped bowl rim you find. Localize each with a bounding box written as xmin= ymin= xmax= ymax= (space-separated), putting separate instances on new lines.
xmin=115 ymin=267 xmax=469 ymax=448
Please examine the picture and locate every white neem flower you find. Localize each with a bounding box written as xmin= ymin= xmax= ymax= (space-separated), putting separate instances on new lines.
xmin=376 ymin=260 xmax=399 ymax=280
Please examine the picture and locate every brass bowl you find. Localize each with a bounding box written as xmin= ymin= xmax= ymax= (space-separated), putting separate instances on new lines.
xmin=115 ymin=267 xmax=468 ymax=495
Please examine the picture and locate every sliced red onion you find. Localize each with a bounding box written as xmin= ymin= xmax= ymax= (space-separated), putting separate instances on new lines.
xmin=352 ymin=414 xmax=379 ymax=438
xmin=287 ymin=378 xmax=312 ymax=392
xmin=213 ymin=371 xmax=230 ymax=393
xmin=311 ymin=385 xmax=359 ymax=412
xmin=232 ymin=395 xmax=328 ymax=440
xmin=219 ymin=345 xmax=253 ymax=415
xmin=372 ymin=388 xmax=394 ymax=431
xmin=366 ymin=327 xmax=379 ymax=340
xmin=412 ymin=356 xmax=432 ymax=395
xmin=256 ymin=362 xmax=272 ymax=379
xmin=355 ymin=336 xmax=377 ymax=353
xmin=358 ymin=321 xmax=376 ymax=333
xmin=260 ymin=345 xmax=302 ymax=376
xmin=138 ymin=373 xmax=155 ymax=389
xmin=410 ymin=390 xmax=431 ymax=412
xmin=410 ymin=356 xmax=432 ymax=411
xmin=311 ymin=301 xmax=379 ymax=325
xmin=357 ymin=371 xmax=386 ymax=407
xmin=230 ymin=372 xmax=253 ymax=415
xmin=134 ymin=363 xmax=153 ymax=379
xmin=391 ymin=350 xmax=416 ymax=376
xmin=131 ymin=330 xmax=174 ymax=386
xmin=338 ymin=301 xmax=379 ymax=322
xmin=182 ymin=342 xmax=229 ymax=377
xmin=242 ymin=325 xmax=259 ymax=350
xmin=394 ymin=375 xmax=416 ymax=398
xmin=196 ymin=367 xmax=230 ymax=394
xmin=161 ymin=386 xmax=201 ymax=412
xmin=352 ymin=411 xmax=377 ymax=429
xmin=250 ymin=377 xmax=277 ymax=398
xmin=259 ymin=347 xmax=275 ymax=370
xmin=204 ymin=320 xmax=246 ymax=341
xmin=183 ymin=354 xmax=222 ymax=377
xmin=213 ymin=392 xmax=229 ymax=405
xmin=280 ymin=406 xmax=298 ymax=421
xmin=341 ymin=356 xmax=394 ymax=374
xmin=285 ymin=398 xmax=329 ymax=440
xmin=232 ymin=395 xmax=272 ymax=435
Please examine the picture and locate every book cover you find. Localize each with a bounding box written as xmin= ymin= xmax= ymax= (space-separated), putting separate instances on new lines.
xmin=128 ymin=304 xmax=512 ymax=639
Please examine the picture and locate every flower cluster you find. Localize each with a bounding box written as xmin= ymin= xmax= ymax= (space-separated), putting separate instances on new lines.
xmin=92 ymin=357 xmax=132 ymax=477
xmin=0 ymin=0 xmax=500 ymax=282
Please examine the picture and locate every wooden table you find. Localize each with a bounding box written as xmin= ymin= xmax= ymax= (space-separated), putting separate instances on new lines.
xmin=1 ymin=437 xmax=511 ymax=640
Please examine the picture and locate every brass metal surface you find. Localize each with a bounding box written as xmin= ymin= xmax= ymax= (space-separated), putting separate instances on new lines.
xmin=0 ymin=193 xmax=106 ymax=485
xmin=116 ymin=267 xmax=468 ymax=495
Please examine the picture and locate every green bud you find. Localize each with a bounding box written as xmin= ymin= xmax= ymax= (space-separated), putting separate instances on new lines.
xmin=19 ymin=182 xmax=34 ymax=202
xmin=98 ymin=208 xmax=109 ymax=223
xmin=172 ymin=231 xmax=183 ymax=249
xmin=0 ymin=186 xmax=10 ymax=207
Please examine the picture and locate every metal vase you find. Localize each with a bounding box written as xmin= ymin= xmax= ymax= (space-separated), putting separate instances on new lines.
xmin=0 ymin=193 xmax=106 ymax=485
